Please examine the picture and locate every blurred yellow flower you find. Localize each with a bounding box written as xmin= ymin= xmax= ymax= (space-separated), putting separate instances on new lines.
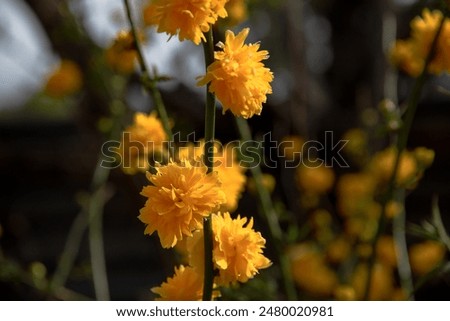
xmin=390 ymin=40 xmax=423 ymax=77
xmin=336 ymin=173 xmax=376 ymax=217
xmin=351 ymin=262 xmax=394 ymax=300
xmin=310 ymin=209 xmax=332 ymax=229
xmin=376 ymin=235 xmax=398 ymax=268
xmin=105 ymin=30 xmax=138 ymax=74
xmin=342 ymin=128 xmax=368 ymax=162
xmin=224 ymin=0 xmax=248 ymax=25
xmin=326 ymin=236 xmax=351 ymax=264
xmin=391 ymin=9 xmax=450 ymax=76
xmin=139 ymin=160 xmax=226 ymax=248
xmin=369 ymin=147 xmax=418 ymax=188
xmin=247 ymin=173 xmax=276 ymax=195
xmin=344 ymin=215 xmax=378 ymax=241
xmin=409 ymin=240 xmax=446 ymax=276
xmin=334 ymin=285 xmax=356 ymax=301
xmin=297 ymin=164 xmax=335 ymax=195
xmin=385 ymin=200 xmax=403 ymax=219
xmin=187 ymin=212 xmax=271 ymax=285
xmin=289 ymin=243 xmax=338 ymax=297
xmin=413 ymin=146 xmax=435 ymax=169
xmin=279 ymin=135 xmax=304 ymax=161
xmin=152 ymin=265 xmax=206 ymax=300
xmin=117 ymin=112 xmax=167 ymax=175
xmin=44 ymin=59 xmax=82 ymax=98
xmin=143 ymin=0 xmax=228 ymax=45
xmin=197 ymin=28 xmax=273 ymax=119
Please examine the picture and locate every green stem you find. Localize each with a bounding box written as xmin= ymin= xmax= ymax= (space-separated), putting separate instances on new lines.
xmin=393 ymin=190 xmax=414 ymax=299
xmin=123 ymin=0 xmax=173 ymax=142
xmin=50 ymin=210 xmax=87 ymax=292
xmin=201 ymin=29 xmax=217 ymax=301
xmin=235 ymin=117 xmax=297 ymax=300
xmin=50 ymin=98 xmax=125 ymax=299
xmin=363 ymin=10 xmax=446 ymax=300
xmin=88 ymin=173 xmax=111 ymax=301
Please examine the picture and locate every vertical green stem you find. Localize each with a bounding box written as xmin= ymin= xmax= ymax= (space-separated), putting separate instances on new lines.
xmin=235 ymin=117 xmax=297 ymax=300
xmin=202 ymin=29 xmax=216 ymax=301
xmin=87 ymin=99 xmax=126 ymax=300
xmin=123 ymin=0 xmax=173 ymax=141
xmin=393 ymin=190 xmax=414 ymax=299
xmin=88 ymin=174 xmax=110 ymax=301
xmin=50 ymin=210 xmax=87 ymax=292
xmin=363 ymin=11 xmax=446 ymax=300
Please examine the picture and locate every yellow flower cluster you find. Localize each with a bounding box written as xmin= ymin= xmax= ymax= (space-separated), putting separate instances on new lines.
xmin=152 ymin=212 xmax=271 ymax=300
xmin=135 ymin=0 xmax=273 ymax=301
xmin=117 ymin=112 xmax=167 ymax=175
xmin=44 ymin=59 xmax=82 ymax=98
xmin=143 ymin=0 xmax=228 ymax=45
xmin=197 ymin=28 xmax=274 ymax=119
xmin=390 ymin=9 xmax=450 ymax=76
xmin=290 ymin=132 xmax=439 ymax=299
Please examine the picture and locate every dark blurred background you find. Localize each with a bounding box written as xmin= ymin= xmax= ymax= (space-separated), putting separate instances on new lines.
xmin=1 ymin=0 xmax=450 ymax=300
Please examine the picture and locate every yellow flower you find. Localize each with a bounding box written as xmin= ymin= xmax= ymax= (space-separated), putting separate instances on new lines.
xmin=409 ymin=240 xmax=446 ymax=276
xmin=212 ymin=212 xmax=271 ymax=284
xmin=216 ymin=148 xmax=247 ymax=212
xmin=247 ymin=173 xmax=276 ymax=195
xmin=197 ymin=28 xmax=274 ymax=118
xmin=143 ymin=0 xmax=228 ymax=45
xmin=385 ymin=201 xmax=403 ymax=219
xmin=224 ymin=0 xmax=248 ymax=26
xmin=376 ymin=235 xmax=398 ymax=268
xmin=413 ymin=146 xmax=435 ymax=169
xmin=390 ymin=40 xmax=423 ymax=77
xmin=178 ymin=141 xmax=247 ymax=212
xmin=288 ymin=243 xmax=338 ymax=297
xmin=105 ymin=30 xmax=139 ymax=74
xmin=334 ymin=285 xmax=356 ymax=301
xmin=342 ymin=128 xmax=368 ymax=162
xmin=44 ymin=60 xmax=82 ymax=98
xmin=390 ymin=9 xmax=450 ymax=76
xmin=336 ymin=173 xmax=376 ymax=217
xmin=186 ymin=212 xmax=271 ymax=285
xmin=410 ymin=9 xmax=450 ymax=75
xmin=351 ymin=262 xmax=394 ymax=300
xmin=151 ymin=265 xmax=204 ymax=300
xmin=117 ymin=112 xmax=167 ymax=175
xmin=326 ymin=236 xmax=351 ymax=264
xmin=297 ymin=164 xmax=335 ymax=195
xmin=369 ymin=147 xmax=418 ymax=188
xmin=139 ymin=160 xmax=226 ymax=248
